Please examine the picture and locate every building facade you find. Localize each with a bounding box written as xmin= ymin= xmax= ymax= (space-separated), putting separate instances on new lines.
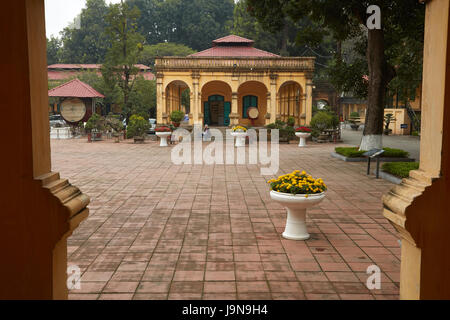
xmin=154 ymin=35 xmax=315 ymax=127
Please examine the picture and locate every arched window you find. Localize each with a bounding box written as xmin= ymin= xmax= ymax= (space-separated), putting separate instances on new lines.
xmin=243 ymin=95 xmax=258 ymax=118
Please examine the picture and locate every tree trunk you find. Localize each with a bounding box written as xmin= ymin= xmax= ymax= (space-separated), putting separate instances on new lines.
xmin=280 ymin=20 xmax=289 ymax=56
xmin=360 ymin=29 xmax=393 ymax=151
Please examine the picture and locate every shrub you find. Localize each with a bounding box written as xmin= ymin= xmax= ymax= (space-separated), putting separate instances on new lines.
xmin=287 ymin=116 xmax=295 ymax=126
xmin=105 ymin=114 xmax=124 ymax=134
xmin=350 ymin=111 xmax=360 ymax=118
xmin=382 ymin=162 xmax=420 ymax=178
xmin=170 ymin=110 xmax=185 ymax=123
xmin=334 ymin=147 xmax=409 ymax=158
xmin=127 ymin=114 xmax=150 ymax=138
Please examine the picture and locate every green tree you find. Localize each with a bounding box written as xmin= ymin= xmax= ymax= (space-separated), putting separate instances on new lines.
xmin=59 ymin=0 xmax=110 ymax=63
xmin=128 ymin=77 xmax=156 ymax=118
xmin=103 ymin=0 xmax=145 ymax=123
xmin=247 ymin=0 xmax=425 ymax=150
xmin=46 ymin=37 xmax=61 ymax=65
xmin=139 ymin=42 xmax=196 ymax=66
xmin=129 ymin=0 xmax=235 ymax=51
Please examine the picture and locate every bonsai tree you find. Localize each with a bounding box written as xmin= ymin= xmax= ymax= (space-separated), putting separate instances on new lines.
xmin=310 ymin=111 xmax=339 ymax=139
xmin=127 ymin=114 xmax=150 ymax=140
xmin=384 ymin=113 xmax=396 ymax=135
xmin=170 ymin=110 xmax=185 ymax=127
xmin=349 ymin=112 xmax=361 ymax=130
xmin=106 ymin=113 xmax=124 ymax=142
xmin=85 ymin=113 xmax=105 ymax=133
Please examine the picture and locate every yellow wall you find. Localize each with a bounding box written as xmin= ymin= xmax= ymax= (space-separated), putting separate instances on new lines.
xmin=237 ymin=81 xmax=267 ymax=127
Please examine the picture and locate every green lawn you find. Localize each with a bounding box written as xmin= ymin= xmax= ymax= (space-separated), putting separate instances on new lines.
xmin=381 ymin=162 xmax=420 ymax=178
xmin=335 ymin=147 xmax=409 ymax=158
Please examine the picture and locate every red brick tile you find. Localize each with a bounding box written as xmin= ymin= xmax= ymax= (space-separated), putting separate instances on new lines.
xmin=203 ymin=281 xmax=236 ymax=293
xmin=205 ymin=271 xmax=235 ymax=281
xmin=236 ymin=281 xmax=269 ymax=293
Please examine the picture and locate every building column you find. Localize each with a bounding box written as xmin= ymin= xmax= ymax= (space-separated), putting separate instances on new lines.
xmin=270 ymin=74 xmax=278 ymax=123
xmin=156 ymin=74 xmax=164 ymax=124
xmin=0 ymin=0 xmax=89 ymax=299
xmin=265 ymin=92 xmax=272 ymax=125
xmin=383 ymin=0 xmax=450 ymax=300
xmin=192 ymin=73 xmax=201 ymax=125
xmin=230 ymin=92 xmax=239 ymax=125
xmin=305 ymin=77 xmax=313 ymax=125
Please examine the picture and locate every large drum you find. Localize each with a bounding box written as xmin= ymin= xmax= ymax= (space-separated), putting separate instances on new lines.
xmin=247 ymin=107 xmax=259 ymax=120
xmin=60 ymin=98 xmax=87 ymax=123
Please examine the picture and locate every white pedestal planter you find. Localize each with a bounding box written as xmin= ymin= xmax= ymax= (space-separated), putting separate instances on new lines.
xmin=295 ymin=132 xmax=311 ymax=147
xmin=156 ymin=132 xmax=171 ymax=147
xmin=270 ymin=190 xmax=325 ymax=240
xmin=231 ymin=131 xmax=247 ymax=147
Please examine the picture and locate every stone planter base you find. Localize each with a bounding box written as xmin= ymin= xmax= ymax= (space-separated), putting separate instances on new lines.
xmin=156 ymin=132 xmax=171 ymax=147
xmin=270 ymin=191 xmax=326 ymax=240
xmin=295 ymin=132 xmax=311 ymax=147
xmin=231 ymin=131 xmax=247 ymax=147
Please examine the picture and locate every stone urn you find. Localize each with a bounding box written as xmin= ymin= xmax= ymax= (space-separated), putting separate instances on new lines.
xmin=295 ymin=132 xmax=311 ymax=147
xmin=231 ymin=131 xmax=247 ymax=147
xmin=156 ymin=131 xmax=171 ymax=147
xmin=270 ymin=190 xmax=325 ymax=240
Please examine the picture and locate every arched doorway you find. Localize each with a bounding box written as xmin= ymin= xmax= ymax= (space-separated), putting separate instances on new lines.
xmin=237 ymin=81 xmax=268 ymax=127
xmin=278 ymin=81 xmax=303 ymax=125
xmin=201 ymin=81 xmax=232 ymax=126
xmin=165 ymin=80 xmax=191 ymax=115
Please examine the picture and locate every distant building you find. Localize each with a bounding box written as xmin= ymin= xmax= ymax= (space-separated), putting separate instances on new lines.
xmin=154 ymin=35 xmax=315 ymax=127
xmin=48 ymin=64 xmax=155 ymax=82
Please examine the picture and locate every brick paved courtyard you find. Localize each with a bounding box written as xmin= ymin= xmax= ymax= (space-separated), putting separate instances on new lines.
xmin=51 ymin=138 xmax=401 ymax=300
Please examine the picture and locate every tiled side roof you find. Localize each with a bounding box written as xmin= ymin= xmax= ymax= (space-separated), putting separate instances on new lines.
xmin=48 ymin=78 xmax=105 ymax=98
xmin=48 ymin=64 xmax=151 ymax=70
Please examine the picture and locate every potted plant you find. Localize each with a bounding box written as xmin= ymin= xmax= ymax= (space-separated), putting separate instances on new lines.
xmin=170 ymin=110 xmax=185 ymax=127
xmin=265 ymin=120 xmax=295 ymax=143
xmin=85 ymin=113 xmax=105 ymax=142
xmin=127 ymin=114 xmax=150 ymax=143
xmin=384 ymin=113 xmax=395 ymax=135
xmin=349 ymin=112 xmax=361 ymax=130
xmin=106 ymin=114 xmax=124 ymax=143
xmin=268 ymin=170 xmax=327 ymax=240
xmin=155 ymin=126 xmax=172 ymax=147
xmin=295 ymin=126 xmax=312 ymax=147
xmin=310 ymin=111 xmax=338 ymax=142
xmin=231 ymin=125 xmax=248 ymax=147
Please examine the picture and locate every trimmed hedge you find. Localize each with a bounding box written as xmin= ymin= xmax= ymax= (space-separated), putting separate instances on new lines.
xmin=335 ymin=147 xmax=409 ymax=158
xmin=382 ymin=162 xmax=420 ymax=178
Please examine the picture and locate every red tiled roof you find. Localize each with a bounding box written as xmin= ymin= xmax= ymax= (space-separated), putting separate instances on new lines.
xmin=189 ymin=46 xmax=279 ymax=57
xmin=212 ymin=35 xmax=254 ymax=44
xmin=189 ymin=34 xmax=279 ymax=57
xmin=48 ymin=78 xmax=105 ymax=98
xmin=48 ymin=64 xmax=151 ymax=70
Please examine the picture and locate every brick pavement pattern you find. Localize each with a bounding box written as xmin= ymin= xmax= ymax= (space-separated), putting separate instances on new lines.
xmin=51 ymin=138 xmax=401 ymax=300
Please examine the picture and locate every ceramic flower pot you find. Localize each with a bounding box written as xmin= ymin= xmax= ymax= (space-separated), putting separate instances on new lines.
xmin=270 ymin=190 xmax=325 ymax=240
xmin=295 ymin=132 xmax=311 ymax=147
xmin=156 ymin=131 xmax=171 ymax=147
xmin=231 ymin=131 xmax=247 ymax=147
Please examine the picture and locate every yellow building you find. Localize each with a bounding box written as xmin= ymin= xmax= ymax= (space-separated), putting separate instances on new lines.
xmin=154 ymin=35 xmax=315 ymax=127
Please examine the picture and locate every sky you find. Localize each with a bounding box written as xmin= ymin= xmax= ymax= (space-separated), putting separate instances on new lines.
xmin=44 ymin=0 xmax=122 ymax=38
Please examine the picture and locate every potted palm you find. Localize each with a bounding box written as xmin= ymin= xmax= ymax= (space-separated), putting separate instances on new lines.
xmin=127 ymin=114 xmax=150 ymax=143
xmin=268 ymin=170 xmax=327 ymax=240
xmin=170 ymin=110 xmax=185 ymax=128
